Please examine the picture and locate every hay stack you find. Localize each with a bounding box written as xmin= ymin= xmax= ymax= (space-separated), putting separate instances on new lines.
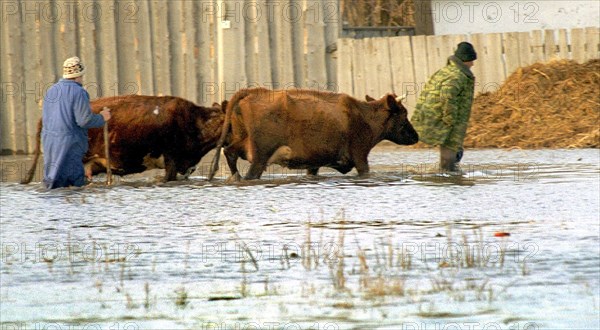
xmin=465 ymin=59 xmax=600 ymax=148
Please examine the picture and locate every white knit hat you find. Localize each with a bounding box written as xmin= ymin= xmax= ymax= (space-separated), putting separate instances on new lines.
xmin=63 ymin=56 xmax=85 ymax=79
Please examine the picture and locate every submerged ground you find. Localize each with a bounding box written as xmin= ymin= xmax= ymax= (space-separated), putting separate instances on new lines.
xmin=1 ymin=146 xmax=599 ymax=329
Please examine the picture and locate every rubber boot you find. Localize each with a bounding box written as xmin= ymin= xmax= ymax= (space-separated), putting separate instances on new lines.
xmin=440 ymin=146 xmax=460 ymax=173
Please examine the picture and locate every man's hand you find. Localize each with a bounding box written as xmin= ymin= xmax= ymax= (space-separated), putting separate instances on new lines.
xmin=100 ymin=107 xmax=111 ymax=121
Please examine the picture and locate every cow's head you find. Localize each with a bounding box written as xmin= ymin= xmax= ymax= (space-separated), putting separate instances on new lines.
xmin=370 ymin=94 xmax=419 ymax=145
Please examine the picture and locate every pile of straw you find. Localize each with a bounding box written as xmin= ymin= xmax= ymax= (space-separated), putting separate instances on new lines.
xmin=465 ymin=59 xmax=599 ymax=148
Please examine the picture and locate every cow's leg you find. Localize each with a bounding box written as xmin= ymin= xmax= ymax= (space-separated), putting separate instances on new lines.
xmin=224 ymin=147 xmax=241 ymax=182
xmin=354 ymin=157 xmax=370 ymax=177
xmin=163 ymin=156 xmax=178 ymax=182
xmin=244 ymin=140 xmax=274 ymax=180
xmin=245 ymin=160 xmax=268 ymax=180
xmin=307 ymin=168 xmax=319 ymax=176
xmin=84 ymin=157 xmax=105 ymax=179
xmin=182 ymin=166 xmax=196 ymax=179
xmin=267 ymin=146 xmax=292 ymax=165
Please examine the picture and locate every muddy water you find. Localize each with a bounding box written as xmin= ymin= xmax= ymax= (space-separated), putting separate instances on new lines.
xmin=1 ymin=147 xmax=598 ymax=330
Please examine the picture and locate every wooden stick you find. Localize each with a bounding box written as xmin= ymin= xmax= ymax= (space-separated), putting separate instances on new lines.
xmin=103 ymin=108 xmax=112 ymax=185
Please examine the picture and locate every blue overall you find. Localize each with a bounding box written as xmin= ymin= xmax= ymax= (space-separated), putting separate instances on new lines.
xmin=42 ymin=79 xmax=104 ymax=189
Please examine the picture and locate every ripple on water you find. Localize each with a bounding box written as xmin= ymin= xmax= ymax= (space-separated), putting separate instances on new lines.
xmin=0 ymin=149 xmax=598 ymax=326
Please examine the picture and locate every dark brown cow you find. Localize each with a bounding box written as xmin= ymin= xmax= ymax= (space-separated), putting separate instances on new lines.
xmin=21 ymin=95 xmax=226 ymax=184
xmin=208 ymin=88 xmax=418 ymax=181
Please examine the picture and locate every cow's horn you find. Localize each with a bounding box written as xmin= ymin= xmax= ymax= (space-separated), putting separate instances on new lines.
xmin=396 ymin=94 xmax=407 ymax=102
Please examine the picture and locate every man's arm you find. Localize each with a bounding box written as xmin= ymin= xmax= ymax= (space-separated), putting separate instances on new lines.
xmin=73 ymin=89 xmax=105 ymax=129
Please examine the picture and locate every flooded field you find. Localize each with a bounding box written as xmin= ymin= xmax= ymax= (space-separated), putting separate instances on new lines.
xmin=1 ymin=146 xmax=599 ymax=330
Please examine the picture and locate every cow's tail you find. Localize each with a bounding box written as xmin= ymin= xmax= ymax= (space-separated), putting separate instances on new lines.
xmin=208 ymin=89 xmax=254 ymax=181
xmin=208 ymin=95 xmax=235 ymax=181
xmin=21 ymin=119 xmax=43 ymax=184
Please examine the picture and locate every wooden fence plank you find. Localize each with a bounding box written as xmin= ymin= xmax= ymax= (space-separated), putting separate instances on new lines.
xmin=517 ymin=31 xmax=532 ymax=68
xmin=442 ymin=34 xmax=462 ymax=61
xmin=531 ymin=29 xmax=544 ymax=63
xmin=168 ymin=1 xmax=184 ymax=97
xmin=150 ymin=0 xmax=171 ymax=96
xmin=487 ymin=33 xmax=505 ymax=93
xmin=363 ymin=38 xmax=379 ymax=98
xmin=217 ymin=0 xmax=246 ymax=101
xmin=475 ymin=33 xmax=504 ymax=94
xmin=323 ymin=0 xmax=339 ymax=90
xmin=411 ymin=35 xmax=429 ymax=96
xmin=557 ymin=29 xmax=569 ymax=60
xmin=135 ymin=0 xmax=155 ymax=97
xmin=336 ymin=38 xmax=354 ymax=95
xmin=0 ymin=8 xmax=11 ymax=153
xmin=55 ymin=0 xmax=79 ymax=74
xmin=97 ymin=0 xmax=119 ymax=98
xmin=275 ymin=3 xmax=295 ymax=87
xmin=253 ymin=0 xmax=272 ymax=88
xmin=388 ymin=36 xmax=417 ymax=113
xmin=304 ymin=0 xmax=328 ymax=89
xmin=426 ymin=35 xmax=442 ymax=77
xmin=351 ymin=39 xmax=366 ymax=99
xmin=571 ymin=28 xmax=586 ymax=63
xmin=2 ymin=1 xmax=26 ymax=153
xmin=195 ymin=0 xmax=216 ymax=104
xmin=376 ymin=38 xmax=393 ymax=96
xmin=22 ymin=4 xmax=42 ymax=152
xmin=182 ymin=0 xmax=197 ymax=102
xmin=116 ymin=0 xmax=137 ymax=97
xmin=585 ymin=27 xmax=600 ymax=61
xmin=38 ymin=0 xmax=58 ymax=84
xmin=78 ymin=0 xmax=99 ymax=99
xmin=503 ymin=32 xmax=521 ymax=76
xmin=244 ymin=1 xmax=258 ymax=86
xmin=544 ymin=29 xmax=558 ymax=61
xmin=290 ymin=0 xmax=304 ymax=87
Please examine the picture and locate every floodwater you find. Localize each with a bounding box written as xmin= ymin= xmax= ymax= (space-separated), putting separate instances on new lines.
xmin=1 ymin=146 xmax=599 ymax=330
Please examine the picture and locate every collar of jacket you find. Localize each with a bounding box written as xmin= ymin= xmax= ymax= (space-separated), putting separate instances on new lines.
xmin=59 ymin=78 xmax=83 ymax=86
xmin=447 ymin=55 xmax=475 ymax=79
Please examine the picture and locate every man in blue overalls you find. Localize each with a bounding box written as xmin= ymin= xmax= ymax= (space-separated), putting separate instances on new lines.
xmin=42 ymin=57 xmax=111 ymax=189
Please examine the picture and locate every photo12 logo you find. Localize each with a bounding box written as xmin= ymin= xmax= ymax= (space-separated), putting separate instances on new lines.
xmin=1 ymin=1 xmax=139 ymax=24
xmin=1 ymin=241 xmax=141 ymax=264
xmin=1 ymin=322 xmax=140 ymax=330
xmin=1 ymin=81 xmax=140 ymax=106
xmin=200 ymin=322 xmax=340 ymax=330
xmin=417 ymin=1 xmax=539 ymax=24
xmin=401 ymin=321 xmax=539 ymax=330
xmin=199 ymin=1 xmax=339 ymax=24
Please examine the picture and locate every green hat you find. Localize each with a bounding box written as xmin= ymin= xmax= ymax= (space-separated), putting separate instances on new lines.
xmin=455 ymin=42 xmax=477 ymax=62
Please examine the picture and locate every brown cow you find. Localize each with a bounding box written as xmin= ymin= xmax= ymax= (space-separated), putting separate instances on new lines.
xmin=22 ymin=95 xmax=226 ymax=184
xmin=208 ymin=88 xmax=418 ymax=181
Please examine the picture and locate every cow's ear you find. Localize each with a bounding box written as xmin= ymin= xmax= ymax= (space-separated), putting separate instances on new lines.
xmin=365 ymin=95 xmax=376 ymax=102
xmin=385 ymin=94 xmax=400 ymax=114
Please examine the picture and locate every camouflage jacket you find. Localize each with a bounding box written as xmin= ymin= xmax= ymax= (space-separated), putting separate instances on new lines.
xmin=411 ymin=56 xmax=475 ymax=151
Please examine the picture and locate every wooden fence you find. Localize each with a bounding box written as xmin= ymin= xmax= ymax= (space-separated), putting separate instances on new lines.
xmin=337 ymin=27 xmax=600 ymax=114
xmin=0 ymin=0 xmax=340 ymax=154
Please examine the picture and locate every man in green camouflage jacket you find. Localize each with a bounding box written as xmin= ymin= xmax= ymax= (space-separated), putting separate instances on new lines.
xmin=411 ymin=42 xmax=477 ymax=172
